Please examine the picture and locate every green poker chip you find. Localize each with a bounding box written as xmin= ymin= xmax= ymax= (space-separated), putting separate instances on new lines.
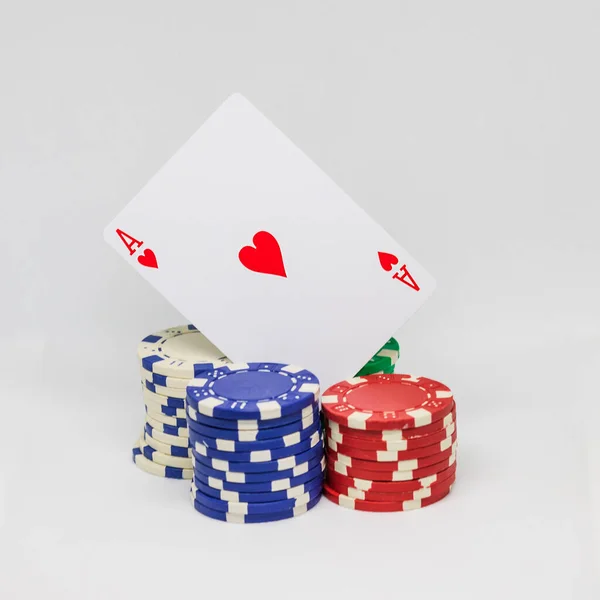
xmin=356 ymin=337 xmax=400 ymax=377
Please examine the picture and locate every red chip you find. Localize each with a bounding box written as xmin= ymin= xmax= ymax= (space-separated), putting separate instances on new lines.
xmin=327 ymin=442 xmax=456 ymax=472
xmin=327 ymin=448 xmax=457 ymax=481
xmin=323 ymin=479 xmax=454 ymax=512
xmin=326 ymin=406 xmax=456 ymax=441
xmin=322 ymin=374 xmax=454 ymax=431
xmin=326 ymin=462 xmax=457 ymax=493
xmin=327 ymin=471 xmax=456 ymax=502
xmin=326 ymin=421 xmax=456 ymax=452
xmin=326 ymin=430 xmax=457 ymax=462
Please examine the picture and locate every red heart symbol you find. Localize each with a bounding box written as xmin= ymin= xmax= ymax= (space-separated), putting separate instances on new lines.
xmin=239 ymin=231 xmax=287 ymax=278
xmin=378 ymin=251 xmax=398 ymax=272
xmin=138 ymin=248 xmax=158 ymax=269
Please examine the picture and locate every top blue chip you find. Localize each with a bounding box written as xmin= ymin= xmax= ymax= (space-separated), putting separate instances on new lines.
xmin=186 ymin=363 xmax=320 ymax=420
xmin=138 ymin=325 xmax=230 ymax=378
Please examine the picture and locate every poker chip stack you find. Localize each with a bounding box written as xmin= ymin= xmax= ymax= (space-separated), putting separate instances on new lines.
xmin=355 ymin=337 xmax=400 ymax=376
xmin=132 ymin=325 xmax=230 ymax=479
xmin=321 ymin=374 xmax=457 ymax=512
xmin=185 ymin=363 xmax=324 ymax=524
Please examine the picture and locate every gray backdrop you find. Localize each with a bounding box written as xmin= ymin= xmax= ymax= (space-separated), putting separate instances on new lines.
xmin=1 ymin=1 xmax=598 ymax=599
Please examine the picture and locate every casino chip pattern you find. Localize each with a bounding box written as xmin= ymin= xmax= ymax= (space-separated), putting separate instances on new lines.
xmin=131 ymin=326 xmax=231 ymax=479
xmin=321 ymin=373 xmax=458 ymax=511
xmin=185 ymin=362 xmax=324 ymax=522
xmin=130 ymin=328 xmax=459 ymax=518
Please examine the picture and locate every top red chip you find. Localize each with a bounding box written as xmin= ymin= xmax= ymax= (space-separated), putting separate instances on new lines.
xmin=321 ymin=374 xmax=454 ymax=431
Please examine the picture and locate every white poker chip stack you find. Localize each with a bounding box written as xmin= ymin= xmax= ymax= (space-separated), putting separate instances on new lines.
xmin=131 ymin=325 xmax=230 ymax=479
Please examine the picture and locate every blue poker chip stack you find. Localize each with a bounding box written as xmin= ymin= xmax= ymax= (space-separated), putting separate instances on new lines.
xmin=132 ymin=325 xmax=231 ymax=480
xmin=186 ymin=363 xmax=325 ymax=523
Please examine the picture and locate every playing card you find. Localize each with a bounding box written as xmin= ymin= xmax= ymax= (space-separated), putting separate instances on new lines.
xmin=104 ymin=93 xmax=436 ymax=389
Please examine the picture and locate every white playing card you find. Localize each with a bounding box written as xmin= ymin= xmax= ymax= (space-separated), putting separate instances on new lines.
xmin=104 ymin=93 xmax=436 ymax=390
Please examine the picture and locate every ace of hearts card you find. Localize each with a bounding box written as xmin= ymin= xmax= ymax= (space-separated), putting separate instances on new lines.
xmin=104 ymin=93 xmax=436 ymax=390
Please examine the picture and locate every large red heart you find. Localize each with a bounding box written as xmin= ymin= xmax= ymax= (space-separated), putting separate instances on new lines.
xmin=239 ymin=231 xmax=287 ymax=278
xmin=138 ymin=248 xmax=158 ymax=269
xmin=378 ymin=251 xmax=398 ymax=272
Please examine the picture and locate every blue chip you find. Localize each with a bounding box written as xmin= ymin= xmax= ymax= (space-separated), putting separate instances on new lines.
xmin=186 ymin=363 xmax=319 ymax=420
xmin=191 ymin=492 xmax=321 ymax=523
xmin=192 ymin=480 xmax=322 ymax=514
xmin=187 ymin=418 xmax=320 ymax=452
xmin=191 ymin=438 xmax=323 ymax=473
xmin=186 ymin=403 xmax=319 ymax=432
xmin=186 ymin=405 xmax=319 ymax=441
xmin=193 ymin=454 xmax=324 ymax=484
xmin=194 ymin=471 xmax=323 ymax=502
xmin=190 ymin=428 xmax=321 ymax=462
xmin=194 ymin=458 xmax=324 ymax=493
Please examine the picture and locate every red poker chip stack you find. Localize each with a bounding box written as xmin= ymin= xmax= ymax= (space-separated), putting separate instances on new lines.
xmin=321 ymin=374 xmax=458 ymax=512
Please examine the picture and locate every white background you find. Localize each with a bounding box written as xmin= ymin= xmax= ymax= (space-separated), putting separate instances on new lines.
xmin=1 ymin=1 xmax=599 ymax=599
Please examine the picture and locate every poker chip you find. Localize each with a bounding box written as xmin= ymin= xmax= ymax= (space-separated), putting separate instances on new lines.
xmin=143 ymin=430 xmax=192 ymax=458
xmin=193 ymin=454 xmax=325 ymax=484
xmin=186 ymin=404 xmax=320 ymax=441
xmin=143 ymin=387 xmax=186 ymax=409
xmin=187 ymin=403 xmax=320 ymax=431
xmin=145 ymin=401 xmax=187 ymax=419
xmin=132 ymin=443 xmax=192 ymax=480
xmin=169 ymin=354 xmax=327 ymax=523
xmin=141 ymin=368 xmax=190 ymax=389
xmin=327 ymin=470 xmax=456 ymax=502
xmin=323 ymin=480 xmax=452 ymax=512
xmin=355 ymin=337 xmax=400 ymax=377
xmin=327 ymin=407 xmax=456 ymax=441
xmin=192 ymin=481 xmax=322 ymax=515
xmin=327 ymin=442 xmax=457 ymax=472
xmin=190 ymin=429 xmax=321 ymax=462
xmin=194 ymin=472 xmax=323 ymax=503
xmin=138 ymin=325 xmax=230 ymax=378
xmin=144 ymin=423 xmax=189 ymax=448
xmin=322 ymin=373 xmax=459 ymax=503
xmin=326 ymin=462 xmax=457 ymax=493
xmin=145 ymin=407 xmax=188 ymax=428
xmin=328 ymin=449 xmax=457 ymax=481
xmin=145 ymin=380 xmax=188 ymax=399
xmin=192 ymin=438 xmax=324 ymax=473
xmin=197 ymin=457 xmax=325 ymax=493
xmin=132 ymin=325 xmax=464 ymax=520
xmin=191 ymin=492 xmax=321 ymax=523
xmin=145 ymin=414 xmax=189 ymax=438
xmin=322 ymin=374 xmax=454 ymax=430
xmin=188 ymin=419 xmax=320 ymax=452
xmin=326 ymin=429 xmax=457 ymax=462
xmin=186 ymin=362 xmax=319 ymax=420
xmin=326 ymin=421 xmax=456 ymax=451
xmin=139 ymin=440 xmax=193 ymax=469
